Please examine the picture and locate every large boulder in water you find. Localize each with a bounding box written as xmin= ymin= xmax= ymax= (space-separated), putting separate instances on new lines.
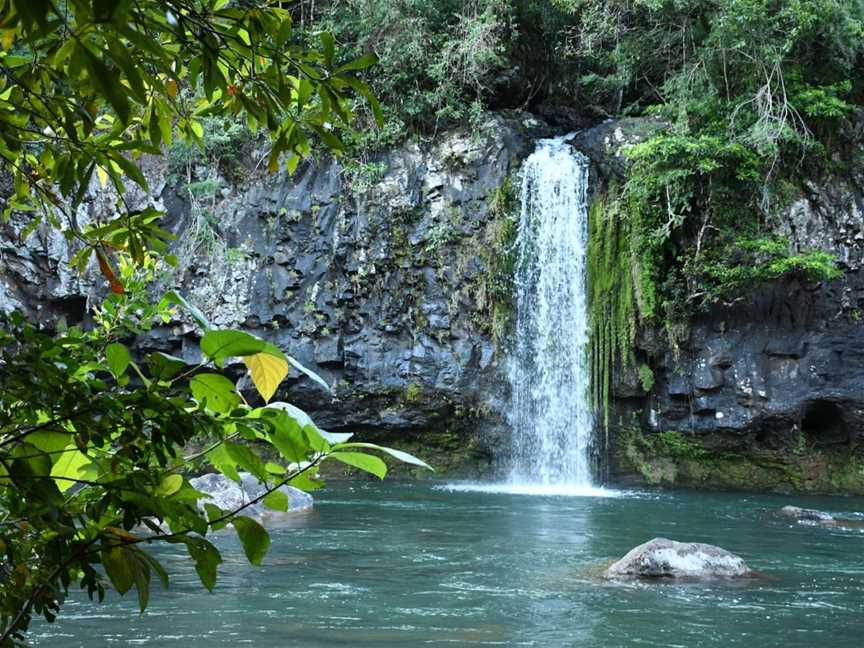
xmin=779 ymin=505 xmax=835 ymax=524
xmin=604 ymin=538 xmax=753 ymax=580
xmin=190 ymin=472 xmax=313 ymax=524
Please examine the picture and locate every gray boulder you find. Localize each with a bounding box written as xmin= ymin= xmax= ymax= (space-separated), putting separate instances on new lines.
xmin=190 ymin=472 xmax=313 ymax=524
xmin=779 ymin=505 xmax=835 ymax=524
xmin=604 ymin=538 xmax=753 ymax=579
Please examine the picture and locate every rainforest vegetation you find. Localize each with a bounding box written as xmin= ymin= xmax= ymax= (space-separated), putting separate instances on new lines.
xmin=1 ymin=0 xmax=863 ymax=644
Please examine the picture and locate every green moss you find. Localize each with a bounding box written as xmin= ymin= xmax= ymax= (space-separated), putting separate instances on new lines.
xmin=587 ymin=186 xmax=637 ymax=429
xmin=475 ymin=175 xmax=519 ymax=349
xmin=617 ymin=426 xmax=864 ymax=495
xmin=638 ymin=363 xmax=654 ymax=392
xmin=404 ymin=383 xmax=422 ymax=403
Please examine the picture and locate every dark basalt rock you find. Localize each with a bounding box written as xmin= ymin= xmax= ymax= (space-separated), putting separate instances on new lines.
xmin=3 ymin=112 xmax=864 ymax=488
xmin=0 ymin=112 xmax=543 ymax=477
xmin=574 ymin=117 xmax=864 ymax=493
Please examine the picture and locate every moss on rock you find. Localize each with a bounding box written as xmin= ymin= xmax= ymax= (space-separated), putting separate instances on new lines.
xmin=617 ymin=426 xmax=864 ymax=495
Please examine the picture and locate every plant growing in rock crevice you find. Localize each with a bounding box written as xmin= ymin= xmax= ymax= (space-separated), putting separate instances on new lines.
xmin=475 ymin=175 xmax=520 ymax=349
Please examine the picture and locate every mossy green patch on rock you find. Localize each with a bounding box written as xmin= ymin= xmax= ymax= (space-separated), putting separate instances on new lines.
xmin=617 ymin=426 xmax=864 ymax=495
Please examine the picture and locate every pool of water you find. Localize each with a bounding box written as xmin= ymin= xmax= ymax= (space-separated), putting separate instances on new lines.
xmin=33 ymin=482 xmax=864 ymax=647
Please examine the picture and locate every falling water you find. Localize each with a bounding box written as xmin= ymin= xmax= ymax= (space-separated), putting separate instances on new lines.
xmin=508 ymin=134 xmax=596 ymax=490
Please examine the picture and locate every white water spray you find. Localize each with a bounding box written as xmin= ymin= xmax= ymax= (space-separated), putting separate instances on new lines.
xmin=507 ymin=135 xmax=596 ymax=489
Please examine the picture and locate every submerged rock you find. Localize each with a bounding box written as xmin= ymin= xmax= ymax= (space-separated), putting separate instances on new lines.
xmin=190 ymin=472 xmax=313 ymax=524
xmin=604 ymin=538 xmax=753 ymax=580
xmin=779 ymin=505 xmax=835 ymax=524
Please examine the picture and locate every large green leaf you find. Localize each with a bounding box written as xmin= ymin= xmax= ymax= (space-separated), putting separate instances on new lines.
xmin=232 ymin=516 xmax=270 ymax=566
xmin=27 ymin=431 xmax=72 ymax=457
xmin=331 ymin=442 xmax=434 ymax=472
xmin=168 ymin=536 xmax=223 ymax=592
xmin=50 ymin=444 xmax=98 ymax=492
xmin=207 ymin=443 xmax=240 ymax=482
xmin=327 ymin=451 xmax=387 ymax=479
xmin=190 ymin=373 xmax=241 ymax=414
xmin=79 ymin=45 xmax=130 ymax=123
xmin=147 ymin=352 xmax=187 ymax=381
xmin=105 ymin=342 xmax=130 ymax=378
xmin=265 ymin=411 xmax=308 ymax=463
xmin=207 ymin=441 xmax=269 ymax=482
xmin=163 ymin=290 xmax=211 ymax=331
xmin=288 ymin=470 xmax=324 ymax=491
xmin=102 ymin=546 xmax=135 ymax=595
xmin=266 ymin=402 xmax=352 ymax=445
xmin=262 ymin=490 xmax=289 ymax=512
xmin=156 ymin=474 xmax=183 ymax=497
xmin=201 ymin=330 xmax=265 ymax=366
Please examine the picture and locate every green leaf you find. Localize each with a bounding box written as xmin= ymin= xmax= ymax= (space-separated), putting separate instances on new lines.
xmin=102 ymin=546 xmax=135 ymax=595
xmin=262 ymin=489 xmax=289 ymax=512
xmin=108 ymin=151 xmax=149 ymax=191
xmin=27 ymin=431 xmax=72 ymax=458
xmin=50 ymin=444 xmax=97 ymax=492
xmin=190 ymin=373 xmax=241 ymax=414
xmin=168 ymin=537 xmax=223 ymax=591
xmin=226 ymin=443 xmax=269 ymax=481
xmin=204 ymin=502 xmax=230 ymax=531
xmin=232 ymin=516 xmax=270 ymax=566
xmin=164 ymin=290 xmax=211 ymax=331
xmin=335 ymin=53 xmax=379 ymax=73
xmin=288 ymin=470 xmax=324 ymax=491
xmin=265 ymin=411 xmax=308 ymax=463
xmin=147 ymin=352 xmax=187 ymax=380
xmin=201 ymin=330 xmax=265 ymax=366
xmin=134 ymin=548 xmax=169 ymax=590
xmin=156 ymin=474 xmax=183 ymax=497
xmin=106 ymin=342 xmax=131 ymax=378
xmin=11 ymin=443 xmax=53 ymax=480
xmin=319 ymin=31 xmax=335 ymax=67
xmin=331 ymin=443 xmax=434 ymax=472
xmin=265 ymin=402 xmax=352 ymax=446
xmin=207 ymin=444 xmax=241 ymax=482
xmin=327 ymin=451 xmax=387 ymax=479
xmin=207 ymin=442 xmax=268 ymax=482
xmin=133 ymin=562 xmax=151 ymax=613
xmin=79 ymin=45 xmax=131 ymax=124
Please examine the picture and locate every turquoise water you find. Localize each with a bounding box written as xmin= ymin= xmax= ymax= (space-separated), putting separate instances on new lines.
xmin=33 ymin=482 xmax=864 ymax=647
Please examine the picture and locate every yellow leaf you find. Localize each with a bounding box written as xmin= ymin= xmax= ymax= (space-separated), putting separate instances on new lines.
xmin=97 ymin=166 xmax=108 ymax=188
xmin=243 ymin=352 xmax=288 ymax=403
xmin=105 ymin=526 xmax=141 ymax=542
xmin=166 ymin=80 xmax=178 ymax=98
xmin=1 ymin=29 xmax=15 ymax=51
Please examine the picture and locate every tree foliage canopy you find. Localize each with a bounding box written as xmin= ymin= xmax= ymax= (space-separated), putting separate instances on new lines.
xmin=0 ymin=2 xmax=427 ymax=645
xmin=0 ymin=0 xmax=381 ymax=285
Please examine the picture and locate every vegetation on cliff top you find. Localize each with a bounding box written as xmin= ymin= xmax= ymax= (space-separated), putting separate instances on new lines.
xmin=578 ymin=0 xmax=863 ymax=412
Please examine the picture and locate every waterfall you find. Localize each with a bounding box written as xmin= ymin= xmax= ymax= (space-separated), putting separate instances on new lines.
xmin=508 ymin=135 xmax=595 ymax=488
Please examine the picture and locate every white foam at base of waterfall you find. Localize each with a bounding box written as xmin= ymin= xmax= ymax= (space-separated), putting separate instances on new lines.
xmin=436 ymin=482 xmax=622 ymax=497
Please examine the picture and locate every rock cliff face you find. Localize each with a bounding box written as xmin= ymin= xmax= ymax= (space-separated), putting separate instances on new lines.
xmin=572 ymin=119 xmax=864 ymax=494
xmin=2 ymin=112 xmax=863 ymax=491
xmin=1 ymin=112 xmax=547 ymax=476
